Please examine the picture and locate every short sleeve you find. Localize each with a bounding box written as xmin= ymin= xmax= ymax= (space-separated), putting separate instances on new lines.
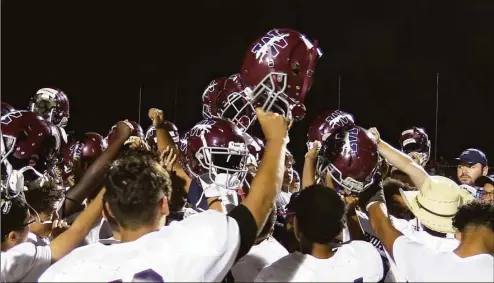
xmin=1 ymin=242 xmax=52 ymax=282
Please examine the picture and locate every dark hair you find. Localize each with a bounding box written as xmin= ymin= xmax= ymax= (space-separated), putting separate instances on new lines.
xmin=103 ymin=152 xmax=172 ymax=230
xmin=257 ymin=206 xmax=277 ymax=242
xmin=294 ymin=184 xmax=346 ymax=244
xmin=453 ymin=200 xmax=494 ymax=232
xmin=383 ymin=177 xmax=413 ymax=200
xmin=24 ymin=177 xmax=64 ymax=214
xmin=1 ymin=191 xmax=29 ymax=242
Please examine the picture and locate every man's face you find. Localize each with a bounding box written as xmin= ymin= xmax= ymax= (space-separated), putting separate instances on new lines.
xmin=457 ymin=163 xmax=484 ymax=185
xmin=481 ymin=183 xmax=494 ymax=201
xmin=283 ymin=158 xmax=294 ymax=187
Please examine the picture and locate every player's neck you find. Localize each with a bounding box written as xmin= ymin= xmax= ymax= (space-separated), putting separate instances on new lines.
xmin=454 ymin=229 xmax=493 ymax=258
xmin=301 ymin=240 xmax=334 ymax=259
xmin=310 ymin=243 xmax=335 ymax=259
xmin=119 ymin=223 xmax=162 ymax=243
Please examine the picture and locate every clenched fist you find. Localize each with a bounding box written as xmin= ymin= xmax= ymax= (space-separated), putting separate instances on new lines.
xmin=256 ymin=108 xmax=289 ymax=143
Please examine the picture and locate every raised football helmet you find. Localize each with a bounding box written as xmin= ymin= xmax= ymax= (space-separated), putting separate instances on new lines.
xmin=240 ymin=28 xmax=322 ymax=121
xmin=1 ymin=111 xmax=62 ymax=179
xmin=145 ymin=121 xmax=180 ymax=152
xmin=307 ymin=110 xmax=355 ymax=150
xmin=106 ymin=120 xmax=144 ymax=145
xmin=179 ymin=118 xmax=249 ymax=190
xmin=1 ymin=102 xmax=15 ymax=117
xmin=28 ymin=87 xmax=70 ymax=128
xmin=201 ymin=73 xmax=255 ymax=132
xmin=316 ymin=126 xmax=379 ymax=195
xmin=399 ymin=127 xmax=431 ymax=167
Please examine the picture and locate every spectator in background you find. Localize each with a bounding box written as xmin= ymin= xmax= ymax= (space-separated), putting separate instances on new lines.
xmin=276 ymin=150 xmax=295 ymax=213
xmin=456 ymin=149 xmax=488 ymax=185
xmin=289 ymin=171 xmax=300 ymax=193
xmin=475 ymin=175 xmax=494 ymax=201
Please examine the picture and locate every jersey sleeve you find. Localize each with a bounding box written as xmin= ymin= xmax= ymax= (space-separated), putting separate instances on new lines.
xmin=392 ymin=235 xmax=436 ymax=282
xmin=0 ymin=242 xmax=51 ymax=282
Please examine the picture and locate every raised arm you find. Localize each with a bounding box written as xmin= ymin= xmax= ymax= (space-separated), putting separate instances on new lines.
xmin=149 ymin=108 xmax=192 ymax=191
xmin=61 ymin=121 xmax=132 ymax=217
xmin=369 ymin=127 xmax=429 ymax=189
xmin=241 ymin=109 xmax=289 ymax=229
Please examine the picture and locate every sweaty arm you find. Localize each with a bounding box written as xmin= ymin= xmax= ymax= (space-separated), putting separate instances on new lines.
xmin=61 ymin=134 xmax=128 ymax=218
xmin=228 ymin=137 xmax=287 ymax=260
xmin=377 ymin=140 xmax=428 ymax=189
xmin=368 ymin=202 xmax=402 ymax=259
xmin=155 ymin=126 xmax=192 ymax=191
xmin=49 ymin=189 xmax=105 ymax=263
xmin=302 ymin=156 xmax=316 ymax=189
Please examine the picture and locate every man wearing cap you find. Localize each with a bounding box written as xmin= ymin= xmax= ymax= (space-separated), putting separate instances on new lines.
xmin=362 ymin=128 xmax=492 ymax=281
xmin=456 ymin=148 xmax=488 ymax=185
xmin=475 ymin=175 xmax=494 ymax=201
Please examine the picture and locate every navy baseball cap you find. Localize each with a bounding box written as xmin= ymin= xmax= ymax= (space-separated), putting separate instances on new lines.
xmin=475 ymin=175 xmax=494 ymax=187
xmin=455 ymin=148 xmax=488 ymax=165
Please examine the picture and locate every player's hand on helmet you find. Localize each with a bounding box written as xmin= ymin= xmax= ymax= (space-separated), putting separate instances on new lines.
xmin=305 ymin=140 xmax=321 ymax=161
xmin=256 ymin=108 xmax=289 ymax=142
xmin=343 ymin=195 xmax=359 ymax=215
xmin=368 ymin=127 xmax=381 ymax=144
xmin=115 ymin=120 xmax=134 ymax=139
xmin=50 ymin=219 xmax=70 ymax=240
xmin=148 ymin=108 xmax=164 ymax=127
xmin=160 ymin=146 xmax=178 ymax=172
xmin=357 ymin=173 xmax=385 ymax=212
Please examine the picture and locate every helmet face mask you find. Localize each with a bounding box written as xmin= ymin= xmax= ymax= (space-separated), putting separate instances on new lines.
xmin=400 ymin=127 xmax=431 ymax=167
xmin=195 ymin=141 xmax=249 ymax=190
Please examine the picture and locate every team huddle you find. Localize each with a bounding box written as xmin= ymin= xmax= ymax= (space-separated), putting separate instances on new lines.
xmin=1 ymin=28 xmax=493 ymax=282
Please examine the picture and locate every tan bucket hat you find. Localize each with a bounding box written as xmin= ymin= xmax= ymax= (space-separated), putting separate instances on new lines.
xmin=399 ymin=176 xmax=474 ymax=234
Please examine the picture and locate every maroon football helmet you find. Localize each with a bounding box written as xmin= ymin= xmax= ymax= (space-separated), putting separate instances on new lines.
xmin=307 ymin=110 xmax=355 ymax=150
xmin=82 ymin=132 xmax=107 ymax=163
xmin=180 ymin=118 xmax=249 ymax=189
xmin=145 ymin=121 xmax=180 ymax=152
xmin=28 ymin=87 xmax=70 ymax=128
xmin=316 ymin=126 xmax=379 ymax=195
xmin=1 ymin=111 xmax=61 ymax=176
xmin=202 ymin=74 xmax=255 ymax=132
xmin=61 ymin=139 xmax=83 ymax=180
xmin=399 ymin=127 xmax=431 ymax=166
xmin=240 ymin=28 xmax=322 ymax=121
xmin=243 ymin=133 xmax=265 ymax=167
xmin=106 ymin=120 xmax=144 ymax=145
xmin=1 ymin=102 xmax=15 ymax=116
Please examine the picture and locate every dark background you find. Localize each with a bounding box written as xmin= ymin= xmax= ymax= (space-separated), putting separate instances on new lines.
xmin=2 ymin=0 xmax=493 ymax=173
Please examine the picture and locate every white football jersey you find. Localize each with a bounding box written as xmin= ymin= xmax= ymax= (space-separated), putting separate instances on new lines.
xmin=38 ymin=210 xmax=240 ymax=282
xmin=393 ymin=235 xmax=494 ymax=282
xmin=231 ymin=236 xmax=288 ymax=282
xmin=0 ymin=242 xmax=51 ymax=282
xmin=26 ymin=232 xmax=50 ymax=247
xmin=254 ymin=241 xmax=383 ymax=282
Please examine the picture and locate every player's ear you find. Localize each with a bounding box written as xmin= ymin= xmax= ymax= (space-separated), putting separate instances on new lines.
xmin=482 ymin=165 xmax=488 ymax=176
xmin=455 ymin=231 xmax=462 ymax=242
xmin=103 ymin=201 xmax=116 ymax=219
xmin=160 ymin=196 xmax=170 ymax=216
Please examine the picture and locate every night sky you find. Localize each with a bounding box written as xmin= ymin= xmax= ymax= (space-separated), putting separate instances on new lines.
xmin=2 ymin=0 xmax=493 ymax=173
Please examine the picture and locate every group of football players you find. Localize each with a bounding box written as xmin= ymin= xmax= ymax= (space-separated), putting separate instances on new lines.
xmin=1 ymin=28 xmax=493 ymax=282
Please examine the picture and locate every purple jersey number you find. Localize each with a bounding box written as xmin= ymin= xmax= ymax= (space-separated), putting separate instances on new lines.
xmin=110 ymin=269 xmax=164 ymax=282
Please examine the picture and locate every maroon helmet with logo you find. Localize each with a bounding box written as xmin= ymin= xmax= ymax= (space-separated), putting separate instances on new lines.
xmin=243 ymin=133 xmax=265 ymax=166
xmin=316 ymin=126 xmax=379 ymax=195
xmin=1 ymin=110 xmax=60 ymax=175
xmin=28 ymin=87 xmax=70 ymax=128
xmin=202 ymin=74 xmax=255 ymax=132
xmin=399 ymin=127 xmax=431 ymax=166
xmin=180 ymin=118 xmax=249 ymax=189
xmin=240 ymin=28 xmax=322 ymax=121
xmin=145 ymin=121 xmax=180 ymax=152
xmin=82 ymin=132 xmax=107 ymax=163
xmin=106 ymin=120 xmax=144 ymax=145
xmin=307 ymin=110 xmax=355 ymax=150
xmin=1 ymin=102 xmax=15 ymax=116
xmin=61 ymin=138 xmax=83 ymax=180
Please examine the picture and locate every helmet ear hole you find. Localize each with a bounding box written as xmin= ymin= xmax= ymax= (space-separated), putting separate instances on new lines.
xmin=291 ymin=61 xmax=300 ymax=75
